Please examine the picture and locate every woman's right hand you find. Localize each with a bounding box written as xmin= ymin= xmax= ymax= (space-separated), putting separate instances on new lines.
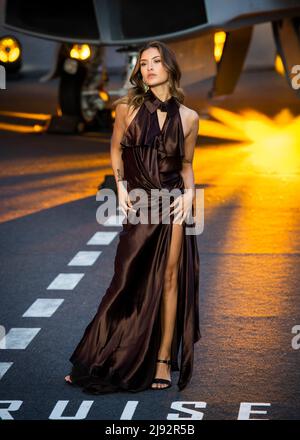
xmin=117 ymin=180 xmax=134 ymax=217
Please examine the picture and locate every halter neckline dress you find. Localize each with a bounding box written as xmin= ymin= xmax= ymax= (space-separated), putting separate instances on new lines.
xmin=68 ymin=88 xmax=201 ymax=394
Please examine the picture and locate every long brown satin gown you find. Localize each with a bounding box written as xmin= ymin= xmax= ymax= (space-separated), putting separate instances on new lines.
xmin=68 ymin=88 xmax=201 ymax=394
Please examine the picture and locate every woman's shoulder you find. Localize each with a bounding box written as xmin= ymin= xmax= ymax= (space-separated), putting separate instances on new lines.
xmin=114 ymin=98 xmax=143 ymax=132
xmin=179 ymin=103 xmax=200 ymax=137
xmin=179 ymin=103 xmax=199 ymax=122
xmin=115 ymin=98 xmax=139 ymax=119
xmin=114 ymin=95 xmax=129 ymax=111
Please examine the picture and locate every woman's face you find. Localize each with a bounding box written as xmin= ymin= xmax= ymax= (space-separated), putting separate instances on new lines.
xmin=140 ymin=47 xmax=169 ymax=87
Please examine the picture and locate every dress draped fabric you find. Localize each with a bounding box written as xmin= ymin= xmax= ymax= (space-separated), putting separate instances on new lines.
xmin=68 ymin=88 xmax=201 ymax=394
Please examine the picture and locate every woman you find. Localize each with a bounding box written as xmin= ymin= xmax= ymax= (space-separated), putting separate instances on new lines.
xmin=64 ymin=40 xmax=201 ymax=394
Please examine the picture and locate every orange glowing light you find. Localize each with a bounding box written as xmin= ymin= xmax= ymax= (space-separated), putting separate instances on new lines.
xmin=214 ymin=31 xmax=226 ymax=63
xmin=203 ymin=105 xmax=300 ymax=175
xmin=275 ymin=54 xmax=285 ymax=76
xmin=70 ymin=44 xmax=91 ymax=61
xmin=0 ymin=37 xmax=21 ymax=63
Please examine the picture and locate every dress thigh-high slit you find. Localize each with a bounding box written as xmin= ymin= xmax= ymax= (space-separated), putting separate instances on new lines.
xmin=159 ymin=221 xmax=184 ymax=356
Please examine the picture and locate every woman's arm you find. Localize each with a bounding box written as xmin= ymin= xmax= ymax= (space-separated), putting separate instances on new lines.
xmin=110 ymin=103 xmax=128 ymax=185
xmin=110 ymin=102 xmax=135 ymax=214
xmin=180 ymin=111 xmax=200 ymax=199
xmin=170 ymin=111 xmax=199 ymax=222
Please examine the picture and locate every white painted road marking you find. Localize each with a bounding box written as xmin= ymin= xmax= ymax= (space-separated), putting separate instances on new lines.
xmin=22 ymin=299 xmax=64 ymax=317
xmin=87 ymin=231 xmax=119 ymax=245
xmin=120 ymin=401 xmax=139 ymax=420
xmin=49 ymin=400 xmax=94 ymax=420
xmin=0 ymin=362 xmax=13 ymax=379
xmin=68 ymin=251 xmax=102 ymax=266
xmin=0 ymin=328 xmax=41 ymax=349
xmin=47 ymin=273 xmax=84 ymax=290
xmin=0 ymin=226 xmax=118 ymax=380
xmin=103 ymin=215 xmax=125 ymax=227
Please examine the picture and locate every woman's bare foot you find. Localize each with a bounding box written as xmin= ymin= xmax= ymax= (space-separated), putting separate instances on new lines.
xmin=151 ymin=361 xmax=171 ymax=389
xmin=65 ymin=374 xmax=73 ymax=384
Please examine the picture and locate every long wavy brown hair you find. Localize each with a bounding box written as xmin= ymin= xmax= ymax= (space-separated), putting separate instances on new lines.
xmin=112 ymin=40 xmax=185 ymax=113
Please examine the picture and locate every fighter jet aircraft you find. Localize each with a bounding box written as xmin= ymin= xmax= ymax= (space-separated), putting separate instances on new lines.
xmin=1 ymin=0 xmax=300 ymax=130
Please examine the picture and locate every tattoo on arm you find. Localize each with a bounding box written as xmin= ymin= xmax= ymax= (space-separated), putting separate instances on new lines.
xmin=117 ymin=168 xmax=124 ymax=181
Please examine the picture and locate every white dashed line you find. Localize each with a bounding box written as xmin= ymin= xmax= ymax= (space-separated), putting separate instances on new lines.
xmin=47 ymin=273 xmax=84 ymax=290
xmin=0 ymin=362 xmax=13 ymax=379
xmin=0 ymin=328 xmax=41 ymax=349
xmin=87 ymin=231 xmax=119 ymax=245
xmin=22 ymin=299 xmax=64 ymax=317
xmin=67 ymin=251 xmax=102 ymax=266
xmin=0 ymin=222 xmax=121 ymax=379
xmin=103 ymin=215 xmax=125 ymax=227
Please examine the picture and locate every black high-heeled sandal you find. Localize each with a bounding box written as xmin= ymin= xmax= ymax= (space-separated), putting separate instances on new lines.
xmin=151 ymin=359 xmax=172 ymax=390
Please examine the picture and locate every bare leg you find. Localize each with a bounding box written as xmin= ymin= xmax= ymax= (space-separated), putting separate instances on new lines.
xmin=151 ymin=222 xmax=183 ymax=389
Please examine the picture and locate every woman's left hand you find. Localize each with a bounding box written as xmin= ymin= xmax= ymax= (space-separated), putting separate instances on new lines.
xmin=169 ymin=189 xmax=194 ymax=224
